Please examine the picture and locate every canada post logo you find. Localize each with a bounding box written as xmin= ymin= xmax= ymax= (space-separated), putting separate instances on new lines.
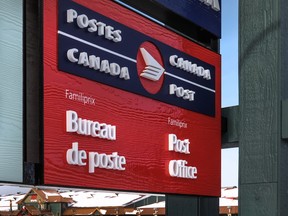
xmin=139 ymin=48 xmax=165 ymax=82
xmin=58 ymin=0 xmax=216 ymax=116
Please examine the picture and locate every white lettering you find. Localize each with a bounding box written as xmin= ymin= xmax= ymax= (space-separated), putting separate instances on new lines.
xmin=89 ymin=151 xmax=126 ymax=173
xmin=168 ymin=134 xmax=190 ymax=154
xmin=66 ymin=48 xmax=130 ymax=80
xmin=77 ymin=14 xmax=89 ymax=28
xmin=167 ymin=133 xmax=197 ymax=180
xmin=100 ymin=60 xmax=111 ymax=73
xmin=110 ymin=63 xmax=120 ymax=76
xmin=67 ymin=48 xmax=79 ymax=63
xmin=78 ymin=52 xmax=89 ymax=66
xmin=65 ymin=89 xmax=96 ymax=106
xmin=167 ymin=117 xmax=188 ymax=129
xmin=66 ymin=110 xmax=116 ymax=140
xmin=88 ymin=19 xmax=97 ymax=32
xmin=169 ymin=55 xmax=211 ymax=80
xmin=105 ymin=25 xmax=115 ymax=40
xmin=169 ymin=160 xmax=197 ymax=179
xmin=66 ymin=9 xmax=122 ymax=42
xmin=113 ymin=30 xmax=122 ymax=42
xmin=119 ymin=67 xmax=130 ymax=80
xmin=66 ymin=143 xmax=126 ymax=173
xmin=67 ymin=9 xmax=78 ymax=23
xmin=66 ymin=142 xmax=87 ymax=166
xmin=97 ymin=22 xmax=106 ymax=36
xmin=169 ymin=84 xmax=195 ymax=101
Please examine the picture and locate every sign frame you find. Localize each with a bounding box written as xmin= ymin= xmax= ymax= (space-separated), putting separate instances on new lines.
xmin=43 ymin=0 xmax=221 ymax=197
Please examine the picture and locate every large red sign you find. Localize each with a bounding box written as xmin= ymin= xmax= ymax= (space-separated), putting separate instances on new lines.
xmin=43 ymin=0 xmax=221 ymax=196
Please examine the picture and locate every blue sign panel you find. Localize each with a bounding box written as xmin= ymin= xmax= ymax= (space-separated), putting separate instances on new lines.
xmin=153 ymin=0 xmax=221 ymax=37
xmin=58 ymin=0 xmax=216 ymax=116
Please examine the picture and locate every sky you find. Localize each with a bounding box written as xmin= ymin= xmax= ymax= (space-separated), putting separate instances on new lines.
xmin=220 ymin=0 xmax=239 ymax=187
xmin=221 ymin=0 xmax=239 ymax=108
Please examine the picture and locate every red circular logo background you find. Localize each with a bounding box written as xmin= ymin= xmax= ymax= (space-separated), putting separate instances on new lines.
xmin=136 ymin=41 xmax=165 ymax=94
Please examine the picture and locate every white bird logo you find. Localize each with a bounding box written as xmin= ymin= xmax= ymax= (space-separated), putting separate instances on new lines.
xmin=140 ymin=48 xmax=165 ymax=81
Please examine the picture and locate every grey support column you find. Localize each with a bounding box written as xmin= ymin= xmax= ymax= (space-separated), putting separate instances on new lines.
xmin=239 ymin=0 xmax=288 ymax=215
